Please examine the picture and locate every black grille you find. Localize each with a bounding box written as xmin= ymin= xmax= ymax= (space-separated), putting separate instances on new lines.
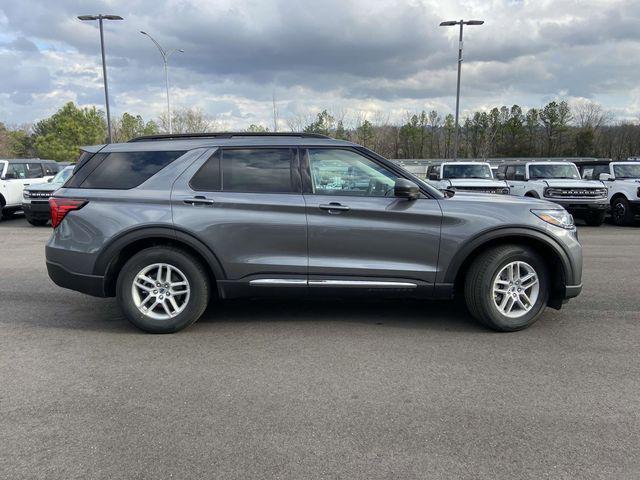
xmin=545 ymin=187 xmax=607 ymax=198
xmin=28 ymin=191 xmax=54 ymax=199
xmin=455 ymin=186 xmax=509 ymax=194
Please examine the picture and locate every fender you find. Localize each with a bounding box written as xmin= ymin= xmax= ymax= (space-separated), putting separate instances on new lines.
xmin=443 ymin=226 xmax=576 ymax=285
xmin=93 ymin=225 xmax=226 ymax=281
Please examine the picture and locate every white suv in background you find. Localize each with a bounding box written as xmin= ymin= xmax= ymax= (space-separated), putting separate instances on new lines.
xmin=578 ymin=160 xmax=640 ymax=226
xmin=0 ymin=159 xmax=59 ymax=220
xmin=496 ymin=161 xmax=609 ymax=226
xmin=427 ymin=161 xmax=510 ymax=194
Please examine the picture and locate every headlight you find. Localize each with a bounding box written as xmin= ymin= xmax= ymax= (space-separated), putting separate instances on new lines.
xmin=23 ymin=191 xmax=31 ymax=199
xmin=500 ymin=187 xmax=510 ymax=195
xmin=637 ymin=187 xmax=640 ymax=198
xmin=531 ymin=209 xmax=575 ymax=229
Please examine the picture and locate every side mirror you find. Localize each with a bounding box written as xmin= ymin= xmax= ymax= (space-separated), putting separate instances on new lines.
xmin=496 ymin=172 xmax=506 ymax=180
xmin=394 ymin=178 xmax=420 ymax=200
xmin=47 ymin=177 xmax=54 ymax=183
xmin=599 ymin=173 xmax=613 ymax=181
xmin=428 ymin=172 xmax=439 ymax=181
xmin=514 ymin=173 xmax=526 ymax=181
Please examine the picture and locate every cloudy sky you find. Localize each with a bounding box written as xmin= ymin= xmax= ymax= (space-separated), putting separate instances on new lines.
xmin=0 ymin=0 xmax=639 ymax=129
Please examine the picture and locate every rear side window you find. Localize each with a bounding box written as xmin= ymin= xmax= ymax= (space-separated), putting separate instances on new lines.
xmin=26 ymin=163 xmax=44 ymax=178
xmin=190 ymin=151 xmax=221 ymax=191
xmin=69 ymin=151 xmax=185 ymax=189
xmin=222 ymin=149 xmax=293 ymax=193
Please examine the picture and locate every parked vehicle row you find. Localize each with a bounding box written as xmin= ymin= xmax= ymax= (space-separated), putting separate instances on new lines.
xmin=45 ymin=133 xmax=583 ymax=334
xmin=0 ymin=159 xmax=60 ymax=220
xmin=22 ymin=166 xmax=75 ymax=226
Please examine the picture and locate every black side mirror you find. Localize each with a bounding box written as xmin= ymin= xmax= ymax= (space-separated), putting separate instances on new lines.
xmin=394 ymin=178 xmax=420 ymax=200
xmin=428 ymin=172 xmax=439 ymax=181
xmin=514 ymin=173 xmax=526 ymax=181
xmin=496 ymin=172 xmax=506 ymax=180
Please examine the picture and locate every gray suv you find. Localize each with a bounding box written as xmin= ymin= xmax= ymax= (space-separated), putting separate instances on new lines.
xmin=46 ymin=133 xmax=583 ymax=333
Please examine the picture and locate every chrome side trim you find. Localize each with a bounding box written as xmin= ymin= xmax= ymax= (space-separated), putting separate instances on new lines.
xmin=249 ymin=279 xmax=307 ymax=286
xmin=308 ymin=280 xmax=417 ymax=289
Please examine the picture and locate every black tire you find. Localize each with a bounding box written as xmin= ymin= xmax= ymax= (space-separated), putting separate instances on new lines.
xmin=116 ymin=246 xmax=210 ymax=333
xmin=611 ymin=196 xmax=634 ymax=226
xmin=27 ymin=217 xmax=49 ymax=226
xmin=464 ymin=245 xmax=549 ymax=332
xmin=583 ymin=210 xmax=606 ymax=227
xmin=2 ymin=210 xmax=16 ymax=220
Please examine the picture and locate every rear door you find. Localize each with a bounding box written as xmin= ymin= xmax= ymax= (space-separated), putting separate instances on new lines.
xmin=302 ymin=147 xmax=442 ymax=291
xmin=171 ymin=147 xmax=308 ymax=290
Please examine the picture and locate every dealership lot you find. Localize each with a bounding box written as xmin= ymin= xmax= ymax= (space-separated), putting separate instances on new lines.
xmin=1 ymin=217 xmax=639 ymax=479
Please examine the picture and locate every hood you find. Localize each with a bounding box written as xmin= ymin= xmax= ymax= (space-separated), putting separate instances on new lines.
xmin=25 ymin=181 xmax=62 ymax=192
xmin=446 ymin=190 xmax=558 ymax=208
xmin=446 ymin=178 xmax=508 ymax=188
xmin=542 ymin=179 xmax=604 ymax=188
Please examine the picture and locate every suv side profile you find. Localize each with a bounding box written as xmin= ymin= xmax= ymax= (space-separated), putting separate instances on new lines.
xmin=46 ymin=133 xmax=583 ymax=333
xmin=579 ymin=159 xmax=640 ymax=225
xmin=496 ymin=161 xmax=608 ymax=226
xmin=426 ymin=161 xmax=510 ymax=194
xmin=0 ymin=159 xmax=59 ymax=220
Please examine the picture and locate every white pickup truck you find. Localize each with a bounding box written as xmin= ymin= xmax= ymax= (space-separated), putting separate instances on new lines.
xmin=426 ymin=161 xmax=510 ymax=195
xmin=495 ymin=161 xmax=609 ymax=226
xmin=578 ymin=160 xmax=640 ymax=226
xmin=0 ymin=159 xmax=59 ymax=220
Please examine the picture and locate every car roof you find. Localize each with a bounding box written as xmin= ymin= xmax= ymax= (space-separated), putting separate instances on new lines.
xmin=441 ymin=161 xmax=490 ymax=165
xmin=88 ymin=133 xmax=358 ymax=153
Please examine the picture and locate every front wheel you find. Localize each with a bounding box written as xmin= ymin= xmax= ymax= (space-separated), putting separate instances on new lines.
xmin=584 ymin=210 xmax=606 ymax=226
xmin=116 ymin=247 xmax=210 ymax=333
xmin=464 ymin=245 xmax=549 ymax=331
xmin=611 ymin=196 xmax=634 ymax=226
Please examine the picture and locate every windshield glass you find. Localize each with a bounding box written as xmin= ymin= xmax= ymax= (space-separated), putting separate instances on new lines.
xmin=442 ymin=164 xmax=493 ymax=179
xmin=613 ymin=164 xmax=640 ymax=179
xmin=52 ymin=166 xmax=74 ymax=183
xmin=529 ymin=164 xmax=580 ymax=180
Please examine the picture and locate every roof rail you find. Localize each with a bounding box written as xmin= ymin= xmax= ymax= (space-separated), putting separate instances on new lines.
xmin=128 ymin=132 xmax=330 ymax=142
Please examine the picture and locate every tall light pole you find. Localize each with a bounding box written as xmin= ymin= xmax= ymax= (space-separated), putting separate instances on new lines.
xmin=140 ymin=31 xmax=184 ymax=134
xmin=440 ymin=19 xmax=484 ymax=160
xmin=78 ymin=14 xmax=123 ymax=143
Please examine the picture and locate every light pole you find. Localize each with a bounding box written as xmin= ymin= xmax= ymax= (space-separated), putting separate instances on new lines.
xmin=440 ymin=19 xmax=484 ymax=160
xmin=78 ymin=14 xmax=123 ymax=143
xmin=140 ymin=31 xmax=184 ymax=134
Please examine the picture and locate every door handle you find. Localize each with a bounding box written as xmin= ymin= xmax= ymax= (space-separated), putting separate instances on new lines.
xmin=183 ymin=196 xmax=214 ymax=206
xmin=319 ymin=202 xmax=350 ymax=213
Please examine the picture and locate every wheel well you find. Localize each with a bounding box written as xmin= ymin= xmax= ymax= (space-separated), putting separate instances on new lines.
xmin=0 ymin=194 xmax=5 ymax=208
xmin=454 ymin=236 xmax=566 ymax=309
xmin=611 ymin=193 xmax=628 ymax=203
xmin=103 ymin=237 xmax=218 ymax=297
xmin=524 ymin=191 xmax=539 ymax=198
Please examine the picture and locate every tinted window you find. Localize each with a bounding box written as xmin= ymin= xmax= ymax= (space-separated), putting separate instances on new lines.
xmin=79 ymin=151 xmax=185 ymax=189
xmin=308 ymin=148 xmax=397 ymax=197
xmin=26 ymin=163 xmax=43 ymax=178
xmin=221 ymin=149 xmax=293 ymax=193
xmin=190 ymin=151 xmax=221 ymax=191
xmin=529 ymin=164 xmax=580 ymax=180
xmin=43 ymin=163 xmax=58 ymax=176
xmin=65 ymin=153 xmax=108 ymax=187
xmin=581 ymin=164 xmax=609 ymax=180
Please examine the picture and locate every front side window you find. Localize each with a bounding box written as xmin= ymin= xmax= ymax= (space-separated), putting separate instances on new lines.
xmin=221 ymin=149 xmax=293 ymax=193
xmin=613 ymin=163 xmax=640 ymax=179
xmin=308 ymin=149 xmax=397 ymax=197
xmin=529 ymin=164 xmax=580 ymax=180
xmin=6 ymin=163 xmax=28 ymax=179
xmin=52 ymin=166 xmax=74 ymax=184
xmin=26 ymin=163 xmax=43 ymax=178
xmin=43 ymin=163 xmax=58 ymax=176
xmin=442 ymin=164 xmax=493 ymax=179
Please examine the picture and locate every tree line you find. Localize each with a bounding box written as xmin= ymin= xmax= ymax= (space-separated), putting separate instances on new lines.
xmin=1 ymin=100 xmax=639 ymax=162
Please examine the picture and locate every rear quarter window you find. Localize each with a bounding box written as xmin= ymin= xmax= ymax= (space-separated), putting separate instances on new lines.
xmin=68 ymin=150 xmax=186 ymax=189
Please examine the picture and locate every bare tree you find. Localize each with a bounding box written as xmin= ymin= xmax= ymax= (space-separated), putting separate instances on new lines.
xmin=159 ymin=107 xmax=214 ymax=133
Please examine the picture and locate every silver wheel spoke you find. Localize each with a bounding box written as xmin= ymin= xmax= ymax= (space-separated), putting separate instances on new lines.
xmin=492 ymin=261 xmax=540 ymax=319
xmin=131 ymin=263 xmax=191 ymax=321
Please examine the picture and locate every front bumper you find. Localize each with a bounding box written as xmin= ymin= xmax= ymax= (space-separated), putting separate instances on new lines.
xmin=546 ymin=199 xmax=608 ymax=214
xmin=22 ymin=202 xmax=51 ymax=220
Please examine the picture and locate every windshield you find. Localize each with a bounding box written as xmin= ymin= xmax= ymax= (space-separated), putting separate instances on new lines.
xmin=613 ymin=164 xmax=640 ymax=179
xmin=442 ymin=164 xmax=493 ymax=179
xmin=529 ymin=164 xmax=580 ymax=180
xmin=52 ymin=166 xmax=74 ymax=183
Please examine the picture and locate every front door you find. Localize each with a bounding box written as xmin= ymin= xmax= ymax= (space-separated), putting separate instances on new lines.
xmin=3 ymin=163 xmax=42 ymax=206
xmin=302 ymin=148 xmax=442 ymax=290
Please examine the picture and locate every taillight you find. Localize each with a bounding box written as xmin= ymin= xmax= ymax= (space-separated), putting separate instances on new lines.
xmin=49 ymin=198 xmax=87 ymax=228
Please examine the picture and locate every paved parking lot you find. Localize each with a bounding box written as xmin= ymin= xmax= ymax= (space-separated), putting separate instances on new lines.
xmin=1 ymin=216 xmax=639 ymax=479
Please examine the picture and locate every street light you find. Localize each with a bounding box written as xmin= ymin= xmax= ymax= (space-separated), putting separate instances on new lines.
xmin=140 ymin=31 xmax=184 ymax=134
xmin=439 ymin=19 xmax=484 ymax=160
xmin=78 ymin=14 xmax=123 ymax=143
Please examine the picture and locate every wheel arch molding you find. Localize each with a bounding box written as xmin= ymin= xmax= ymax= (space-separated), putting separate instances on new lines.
xmin=94 ymin=225 xmax=226 ymax=297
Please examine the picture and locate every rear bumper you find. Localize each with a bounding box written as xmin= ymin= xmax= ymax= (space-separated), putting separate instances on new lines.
xmin=22 ymin=202 xmax=51 ymax=220
xmin=46 ymin=260 xmax=107 ymax=297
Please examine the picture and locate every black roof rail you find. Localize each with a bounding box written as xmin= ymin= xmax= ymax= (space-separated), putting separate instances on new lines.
xmin=128 ymin=132 xmax=331 ymax=142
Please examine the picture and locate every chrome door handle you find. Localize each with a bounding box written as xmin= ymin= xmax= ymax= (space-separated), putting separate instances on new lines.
xmin=319 ymin=202 xmax=350 ymax=213
xmin=184 ymin=196 xmax=214 ymax=206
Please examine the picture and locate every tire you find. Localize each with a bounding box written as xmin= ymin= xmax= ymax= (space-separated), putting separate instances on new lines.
xmin=1 ymin=210 xmax=16 ymax=220
xmin=116 ymin=246 xmax=210 ymax=333
xmin=464 ymin=245 xmax=549 ymax=332
xmin=611 ymin=196 xmax=634 ymax=226
xmin=584 ymin=210 xmax=606 ymax=227
xmin=27 ymin=217 xmax=49 ymax=226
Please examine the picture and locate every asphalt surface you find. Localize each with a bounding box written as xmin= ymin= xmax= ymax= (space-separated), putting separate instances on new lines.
xmin=1 ymin=216 xmax=639 ymax=480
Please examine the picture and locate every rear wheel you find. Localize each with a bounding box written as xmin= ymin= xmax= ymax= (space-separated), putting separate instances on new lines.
xmin=116 ymin=247 xmax=210 ymax=333
xmin=611 ymin=196 xmax=634 ymax=226
xmin=464 ymin=245 xmax=549 ymax=331
xmin=584 ymin=210 xmax=606 ymax=226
